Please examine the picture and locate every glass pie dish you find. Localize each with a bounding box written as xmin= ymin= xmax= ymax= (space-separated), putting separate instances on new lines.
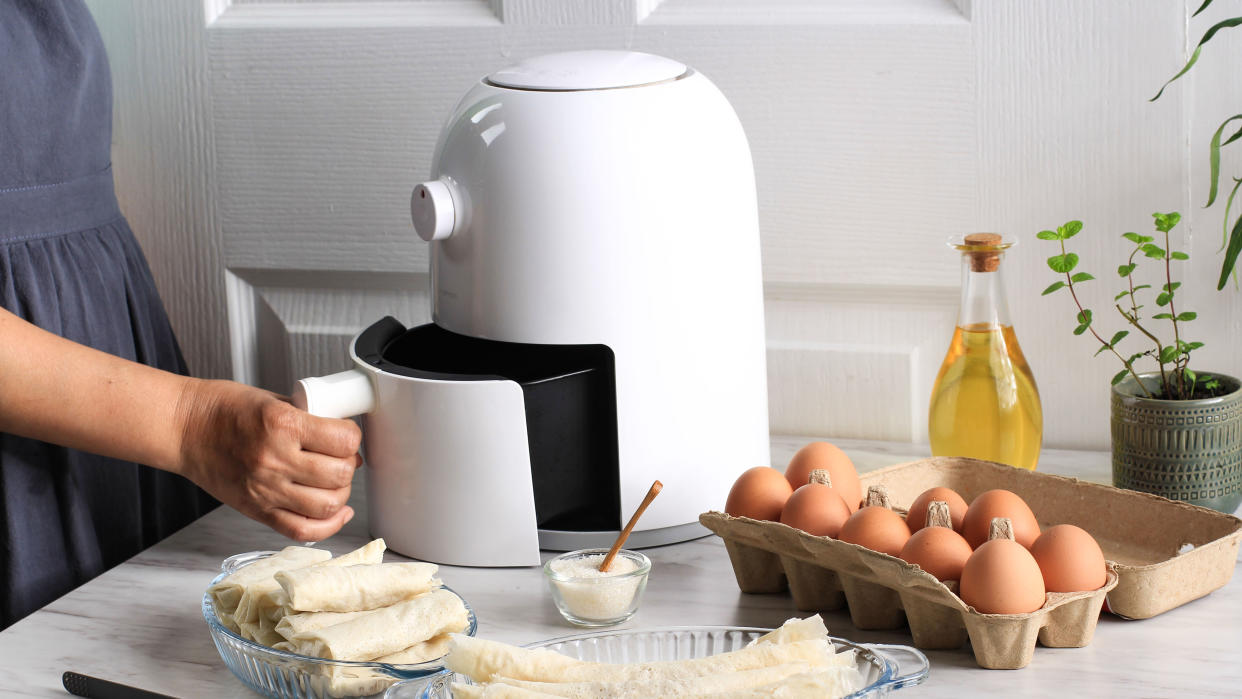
xmin=385 ymin=626 xmax=928 ymax=698
xmin=203 ymin=551 xmax=478 ymax=699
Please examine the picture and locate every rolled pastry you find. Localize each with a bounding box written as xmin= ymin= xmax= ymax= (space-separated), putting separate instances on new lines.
xmin=275 ymin=609 xmax=372 ymax=641
xmin=446 ymin=637 xmax=837 ymax=684
xmin=258 ymin=539 xmax=389 ymax=623
xmin=749 ymin=615 xmax=829 ymax=647
xmin=276 ymin=561 xmax=440 ymax=613
xmin=285 ymin=588 xmax=468 ymax=661
xmin=488 ymin=662 xmax=817 ymax=698
xmin=373 ymin=634 xmax=454 ymax=665
xmin=208 ymin=546 xmax=330 ymax=614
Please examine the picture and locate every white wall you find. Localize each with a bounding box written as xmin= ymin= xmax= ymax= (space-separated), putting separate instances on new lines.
xmin=88 ymin=0 xmax=1240 ymax=451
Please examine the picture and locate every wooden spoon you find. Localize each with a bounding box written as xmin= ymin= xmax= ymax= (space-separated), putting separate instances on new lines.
xmin=599 ymin=480 xmax=663 ymax=572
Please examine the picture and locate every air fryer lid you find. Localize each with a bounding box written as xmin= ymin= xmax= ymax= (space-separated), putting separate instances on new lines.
xmin=356 ymin=317 xmax=621 ymax=533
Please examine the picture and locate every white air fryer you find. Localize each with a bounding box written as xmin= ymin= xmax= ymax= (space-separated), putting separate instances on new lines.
xmin=294 ymin=50 xmax=770 ymax=566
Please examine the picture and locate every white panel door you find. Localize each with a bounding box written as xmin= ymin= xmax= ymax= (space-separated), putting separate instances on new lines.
xmin=90 ymin=0 xmax=1231 ymax=452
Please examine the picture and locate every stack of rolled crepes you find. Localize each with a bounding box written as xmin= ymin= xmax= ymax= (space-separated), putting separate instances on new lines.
xmin=443 ymin=616 xmax=865 ymax=698
xmin=207 ymin=539 xmax=469 ymax=666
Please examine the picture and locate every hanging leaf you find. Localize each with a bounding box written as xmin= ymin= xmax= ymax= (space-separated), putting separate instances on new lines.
xmin=1159 ymin=345 xmax=1181 ymax=363
xmin=1117 ymin=263 xmax=1137 ymax=277
xmin=1206 ymin=115 xmax=1242 ymax=207
xmin=1193 ymin=0 xmax=1216 ymax=18
xmin=1042 ymin=281 xmax=1066 ymax=296
xmin=1047 ymin=253 xmax=1079 ymax=273
xmin=1156 ymin=292 xmax=1172 ymax=306
xmin=1224 ymin=178 xmax=1242 ymax=250
xmin=1217 ymin=211 xmax=1242 ymax=289
xmin=1163 ymin=282 xmax=1181 ymax=292
xmin=1112 ymin=370 xmax=1130 ymax=386
xmin=1071 ymin=272 xmax=1095 ymax=283
xmin=1077 ymin=309 xmax=1093 ymax=325
xmin=1036 ymin=230 xmax=1060 ymax=241
xmin=1095 ymin=343 xmax=1112 ymax=357
xmin=1177 ymin=311 xmax=1198 ymax=321
xmin=1171 ymin=251 xmax=1189 ymax=260
xmin=1152 ymin=17 xmax=1242 ymax=102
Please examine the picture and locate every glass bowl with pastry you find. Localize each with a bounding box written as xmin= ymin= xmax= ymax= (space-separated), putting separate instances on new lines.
xmin=387 ymin=616 xmax=927 ymax=699
xmin=385 ymin=618 xmax=924 ymax=699
xmin=202 ymin=538 xmax=477 ymax=699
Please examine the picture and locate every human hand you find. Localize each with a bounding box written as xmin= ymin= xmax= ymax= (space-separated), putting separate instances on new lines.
xmin=174 ymin=378 xmax=363 ymax=541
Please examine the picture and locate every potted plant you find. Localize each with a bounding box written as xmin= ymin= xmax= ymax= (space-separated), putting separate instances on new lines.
xmin=1038 ymin=214 xmax=1242 ymax=513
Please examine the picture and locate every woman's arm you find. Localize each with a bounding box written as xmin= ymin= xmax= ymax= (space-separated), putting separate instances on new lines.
xmin=0 ymin=307 xmax=361 ymax=541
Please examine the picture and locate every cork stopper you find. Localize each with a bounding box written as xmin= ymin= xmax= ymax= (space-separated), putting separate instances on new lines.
xmin=863 ymin=484 xmax=893 ymax=509
xmin=926 ymin=501 xmax=953 ymax=529
xmin=964 ymin=233 xmax=1002 ymax=273
xmin=987 ymin=517 xmax=1015 ymax=542
xmin=808 ymin=469 xmax=833 ymax=487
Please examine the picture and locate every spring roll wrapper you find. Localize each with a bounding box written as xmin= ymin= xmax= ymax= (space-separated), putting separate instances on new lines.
xmin=257 ymin=539 xmax=390 ymax=624
xmin=208 ymin=546 xmax=330 ymax=614
xmin=488 ymin=662 xmax=817 ymax=698
xmin=275 ymin=609 xmax=372 ymax=641
xmin=285 ymin=588 xmax=468 ymax=661
xmin=276 ymin=561 xmax=440 ymax=613
xmin=447 ymin=637 xmax=836 ymax=685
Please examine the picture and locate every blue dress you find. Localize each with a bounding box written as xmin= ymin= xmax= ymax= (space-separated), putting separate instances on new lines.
xmin=0 ymin=0 xmax=217 ymax=628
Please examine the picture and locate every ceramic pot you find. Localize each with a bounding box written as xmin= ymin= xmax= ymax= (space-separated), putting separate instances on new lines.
xmin=1111 ymin=372 xmax=1242 ymax=513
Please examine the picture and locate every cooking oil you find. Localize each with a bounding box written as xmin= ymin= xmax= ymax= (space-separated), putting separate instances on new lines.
xmin=928 ymin=234 xmax=1042 ymax=470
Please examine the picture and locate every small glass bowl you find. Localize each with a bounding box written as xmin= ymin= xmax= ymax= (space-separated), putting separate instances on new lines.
xmin=542 ymin=548 xmax=651 ymax=627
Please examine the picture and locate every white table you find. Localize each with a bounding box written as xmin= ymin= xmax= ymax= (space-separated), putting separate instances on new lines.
xmin=1 ymin=437 xmax=1238 ymax=698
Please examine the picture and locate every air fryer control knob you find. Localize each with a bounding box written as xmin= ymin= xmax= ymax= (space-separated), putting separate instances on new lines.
xmin=411 ymin=178 xmax=462 ymax=241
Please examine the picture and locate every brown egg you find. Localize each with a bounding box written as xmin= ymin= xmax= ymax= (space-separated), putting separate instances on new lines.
xmin=960 ymin=538 xmax=1047 ymax=614
xmin=961 ymin=490 xmax=1041 ymax=548
xmin=905 ymin=487 xmax=968 ymax=532
xmin=725 ymin=466 xmax=794 ymax=521
xmin=899 ymin=526 xmax=973 ymax=581
xmin=1030 ymin=524 xmax=1108 ymax=593
xmin=838 ymin=506 xmax=911 ymax=557
xmin=784 ymin=442 xmax=862 ymax=512
xmin=779 ymin=474 xmax=852 ymax=537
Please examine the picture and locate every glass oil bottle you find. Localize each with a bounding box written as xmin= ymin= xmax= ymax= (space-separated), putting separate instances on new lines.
xmin=928 ymin=234 xmax=1043 ymax=470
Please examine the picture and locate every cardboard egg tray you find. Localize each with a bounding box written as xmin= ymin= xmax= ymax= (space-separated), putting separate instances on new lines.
xmin=700 ymin=456 xmax=1242 ymax=669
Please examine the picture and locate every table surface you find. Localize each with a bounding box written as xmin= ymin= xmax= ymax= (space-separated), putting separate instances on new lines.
xmin=2 ymin=437 xmax=1239 ymax=698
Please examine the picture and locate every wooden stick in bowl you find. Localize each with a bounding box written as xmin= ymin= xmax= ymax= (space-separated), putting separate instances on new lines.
xmin=600 ymin=480 xmax=663 ymax=572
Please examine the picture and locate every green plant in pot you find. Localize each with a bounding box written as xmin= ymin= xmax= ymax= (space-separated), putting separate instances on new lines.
xmin=1038 ymin=214 xmax=1242 ymax=513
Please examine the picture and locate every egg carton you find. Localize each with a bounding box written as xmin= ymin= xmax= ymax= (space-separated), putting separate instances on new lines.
xmin=703 ymin=456 xmax=1242 ymax=668
xmin=700 ymin=508 xmax=1118 ymax=670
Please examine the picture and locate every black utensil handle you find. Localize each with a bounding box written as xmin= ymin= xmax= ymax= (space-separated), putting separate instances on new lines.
xmin=62 ymin=672 xmax=177 ymax=699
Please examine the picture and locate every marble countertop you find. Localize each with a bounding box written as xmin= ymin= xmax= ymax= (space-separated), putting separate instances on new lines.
xmin=1 ymin=437 xmax=1239 ymax=698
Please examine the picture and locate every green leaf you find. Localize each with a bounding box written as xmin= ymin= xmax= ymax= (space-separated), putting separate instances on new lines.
xmin=1112 ymin=370 xmax=1130 ymax=386
xmin=1109 ymin=330 xmax=1130 ymax=346
xmin=1077 ymin=309 xmax=1093 ymax=325
xmin=1041 ymin=281 xmax=1065 ymax=296
xmin=1152 ymin=17 xmax=1242 ymax=102
xmin=1159 ymin=345 xmax=1181 ymax=363
xmin=1142 ymin=243 xmax=1167 ymax=259
xmin=1132 ymin=284 xmax=1152 ymax=292
xmin=1156 ymin=292 xmax=1172 ymax=306
xmin=1185 ymin=341 xmax=1205 ymax=351
xmin=1073 ymin=323 xmax=1089 ymax=336
xmin=1177 ymin=311 xmax=1198 ymax=321
xmin=1047 ymin=253 xmax=1079 ymax=273
xmin=1122 ymin=232 xmax=1144 ymax=244
xmin=1036 ymin=230 xmax=1060 ymax=241
xmin=1153 ymin=212 xmax=1182 ymax=233
xmin=1171 ymin=251 xmax=1189 ymax=260
xmin=1062 ymin=220 xmax=1083 ymax=238
xmin=1070 ymin=272 xmax=1095 ymax=283
xmin=1128 ymin=352 xmax=1147 ymax=363
xmin=1206 ymin=378 xmax=1222 ymax=390
xmin=1114 ymin=290 xmax=1130 ymax=301
xmin=1207 ymin=115 xmax=1242 ymax=207
xmin=1163 ymin=282 xmax=1181 ymax=292
xmin=1192 ymin=0 xmax=1215 ymax=18
xmin=1224 ymin=178 xmax=1242 ymax=251
xmin=1217 ymin=211 xmax=1242 ymax=289
xmin=1185 ymin=368 xmax=1197 ymax=387
xmin=1094 ymin=343 xmax=1111 ymax=357
xmin=1117 ymin=263 xmax=1137 ymax=277
xmin=1153 ymin=312 xmax=1174 ymax=320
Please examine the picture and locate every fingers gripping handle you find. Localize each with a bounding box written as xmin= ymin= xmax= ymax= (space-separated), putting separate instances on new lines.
xmin=293 ymin=369 xmax=376 ymax=418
